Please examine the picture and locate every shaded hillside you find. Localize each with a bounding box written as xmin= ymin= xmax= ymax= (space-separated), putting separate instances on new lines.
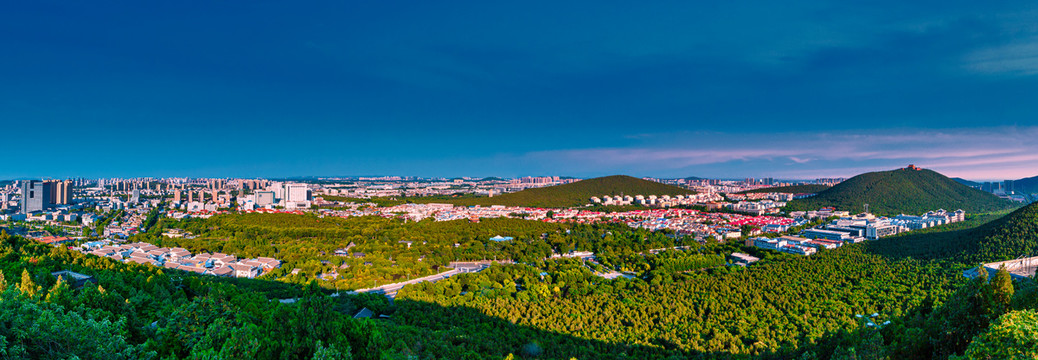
xmin=738 ymin=184 xmax=830 ymax=194
xmin=417 ymin=175 xmax=695 ymax=208
xmin=952 ymin=178 xmax=981 ymax=188
xmin=967 ymin=201 xmax=1038 ymax=263
xmin=1013 ymin=175 xmax=1038 ymax=194
xmin=866 ymin=202 xmax=1038 ymax=264
xmin=785 ymin=168 xmax=1017 ymax=215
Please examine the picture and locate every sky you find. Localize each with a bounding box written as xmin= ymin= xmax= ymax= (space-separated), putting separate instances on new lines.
xmin=3 ymin=1 xmax=1038 ymax=181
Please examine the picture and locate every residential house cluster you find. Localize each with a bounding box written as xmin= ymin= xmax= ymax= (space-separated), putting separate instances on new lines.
xmin=590 ymin=193 xmax=724 ymax=207
xmin=787 ymin=208 xmax=852 ymax=219
xmin=725 ymin=200 xmax=786 ymax=216
xmin=79 ymin=241 xmax=280 ymax=279
xmin=618 ymin=209 xmax=795 ymax=241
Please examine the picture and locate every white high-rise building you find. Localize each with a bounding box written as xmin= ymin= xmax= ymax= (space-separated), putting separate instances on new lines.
xmin=286 ymin=183 xmax=309 ymax=208
xmin=255 ymin=191 xmax=275 ymax=206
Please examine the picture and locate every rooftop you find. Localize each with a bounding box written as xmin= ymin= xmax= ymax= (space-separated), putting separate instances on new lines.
xmin=966 ymin=256 xmax=1038 ymax=280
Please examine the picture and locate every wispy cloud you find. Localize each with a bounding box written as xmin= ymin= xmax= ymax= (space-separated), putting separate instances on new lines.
xmin=518 ymin=127 xmax=1038 ymax=180
xmin=964 ymin=39 xmax=1038 ymax=75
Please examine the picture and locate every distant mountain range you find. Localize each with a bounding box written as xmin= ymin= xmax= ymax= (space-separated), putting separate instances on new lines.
xmin=432 ymin=175 xmax=695 ymax=208
xmin=953 ymin=175 xmax=1038 ymax=195
xmin=952 ymin=177 xmax=982 ymax=188
xmin=1013 ymin=175 xmax=1038 ymax=194
xmin=785 ymin=167 xmax=1019 ymax=216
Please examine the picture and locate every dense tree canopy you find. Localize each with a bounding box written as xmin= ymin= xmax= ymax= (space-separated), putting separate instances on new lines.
xmin=2 ymin=200 xmax=1037 ymax=359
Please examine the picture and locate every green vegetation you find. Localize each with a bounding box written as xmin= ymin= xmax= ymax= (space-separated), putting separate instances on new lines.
xmin=397 ymin=247 xmax=961 ymax=358
xmin=738 ymin=184 xmax=830 ymax=194
xmin=4 ymin=198 xmax=1038 ymax=359
xmin=386 ymin=203 xmax=1038 ymax=359
xmin=145 ymin=214 xmax=566 ymax=289
xmin=785 ymin=168 xmax=1018 ymax=215
xmin=423 ymin=175 xmax=695 ymax=208
xmin=866 ymin=203 xmax=1038 ymax=264
xmin=139 ymin=213 xmax=695 ymax=290
xmin=952 ymin=309 xmax=1038 ymax=359
xmin=0 ymin=231 xmax=379 ymax=359
xmin=863 ymin=211 xmax=1010 ymax=262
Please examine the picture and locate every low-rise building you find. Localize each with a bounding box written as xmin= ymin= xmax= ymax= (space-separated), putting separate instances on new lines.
xmin=228 ymin=264 xmax=259 ymax=278
xmin=800 ymin=228 xmax=853 ymax=241
xmin=729 ymin=252 xmax=760 ymax=266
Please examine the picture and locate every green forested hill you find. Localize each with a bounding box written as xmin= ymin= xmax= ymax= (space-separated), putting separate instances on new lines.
xmin=867 ymin=201 xmax=1038 ymax=264
xmin=1014 ymin=174 xmax=1038 ymax=194
xmin=418 ymin=175 xmax=695 ymax=208
xmin=785 ymin=168 xmax=1017 ymax=215
xmin=738 ymin=184 xmax=830 ymax=194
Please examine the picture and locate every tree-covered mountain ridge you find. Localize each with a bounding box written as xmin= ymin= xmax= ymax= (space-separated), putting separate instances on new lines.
xmin=785 ymin=167 xmax=1018 ymax=216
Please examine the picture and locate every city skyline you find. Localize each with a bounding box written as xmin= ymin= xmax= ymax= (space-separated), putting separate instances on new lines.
xmin=4 ymin=2 xmax=1038 ymax=180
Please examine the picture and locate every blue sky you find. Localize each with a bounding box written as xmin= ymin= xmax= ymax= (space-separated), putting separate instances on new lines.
xmin=3 ymin=1 xmax=1038 ymax=180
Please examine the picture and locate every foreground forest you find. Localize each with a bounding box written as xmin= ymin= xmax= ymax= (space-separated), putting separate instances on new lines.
xmin=3 ymin=201 xmax=1038 ymax=359
xmin=138 ymin=213 xmax=697 ymax=291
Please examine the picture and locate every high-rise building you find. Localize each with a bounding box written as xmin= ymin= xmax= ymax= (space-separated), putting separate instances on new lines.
xmin=36 ymin=179 xmax=72 ymax=205
xmin=286 ymin=184 xmax=311 ymax=203
xmin=173 ymin=189 xmax=182 ymax=203
xmin=43 ymin=180 xmax=59 ymax=205
xmin=20 ymin=180 xmax=46 ymax=214
xmin=52 ymin=180 xmax=72 ymax=204
xmin=255 ymin=191 xmax=275 ymax=206
xmin=1004 ymin=180 xmax=1015 ymax=194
